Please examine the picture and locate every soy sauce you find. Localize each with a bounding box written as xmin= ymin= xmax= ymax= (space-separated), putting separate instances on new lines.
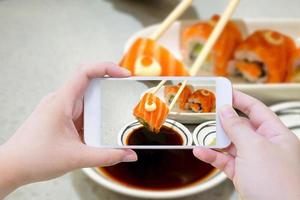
xmin=126 ymin=126 xmax=183 ymax=146
xmin=100 ymin=126 xmax=216 ymax=190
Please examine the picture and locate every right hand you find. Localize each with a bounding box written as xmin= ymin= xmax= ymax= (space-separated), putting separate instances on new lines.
xmin=193 ymin=91 xmax=300 ymax=200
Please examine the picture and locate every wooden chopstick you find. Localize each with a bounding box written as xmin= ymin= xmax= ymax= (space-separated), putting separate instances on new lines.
xmin=149 ymin=0 xmax=193 ymax=41
xmin=168 ymin=0 xmax=240 ymax=109
xmin=151 ymin=80 xmax=167 ymax=94
xmin=189 ymin=0 xmax=240 ymax=76
xmin=146 ymin=0 xmax=192 ymax=95
xmin=168 ymin=80 xmax=187 ymax=110
xmin=143 ymin=0 xmax=192 ymax=96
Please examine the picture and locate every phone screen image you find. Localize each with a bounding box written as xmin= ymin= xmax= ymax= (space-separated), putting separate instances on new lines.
xmin=84 ymin=77 xmax=231 ymax=148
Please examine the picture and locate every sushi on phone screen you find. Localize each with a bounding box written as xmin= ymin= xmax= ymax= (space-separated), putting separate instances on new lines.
xmin=99 ymin=79 xmax=216 ymax=147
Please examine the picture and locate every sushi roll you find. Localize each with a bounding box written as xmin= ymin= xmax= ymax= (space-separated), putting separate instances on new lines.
xmin=287 ymin=48 xmax=300 ymax=82
xmin=188 ymin=89 xmax=215 ymax=113
xmin=181 ymin=15 xmax=242 ymax=76
xmin=164 ymin=83 xmax=193 ymax=110
xmin=120 ymin=38 xmax=190 ymax=76
xmin=228 ymin=30 xmax=296 ymax=83
xmin=133 ymin=93 xmax=169 ymax=133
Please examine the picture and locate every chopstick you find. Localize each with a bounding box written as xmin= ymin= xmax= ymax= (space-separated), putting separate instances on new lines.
xmin=151 ymin=80 xmax=167 ymax=94
xmin=168 ymin=0 xmax=240 ymax=109
xmin=147 ymin=0 xmax=192 ymax=95
xmin=168 ymin=80 xmax=188 ymax=110
xmin=189 ymin=0 xmax=240 ymax=76
xmin=149 ymin=0 xmax=193 ymax=41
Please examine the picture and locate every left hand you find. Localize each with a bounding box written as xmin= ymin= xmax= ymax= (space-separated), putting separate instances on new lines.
xmin=0 ymin=63 xmax=137 ymax=198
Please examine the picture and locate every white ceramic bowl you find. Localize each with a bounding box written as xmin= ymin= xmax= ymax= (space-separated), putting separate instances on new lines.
xmin=82 ymin=167 xmax=226 ymax=199
xmin=82 ymin=119 xmax=227 ymax=199
xmin=82 ymin=166 xmax=226 ymax=199
xmin=193 ymin=121 xmax=217 ymax=146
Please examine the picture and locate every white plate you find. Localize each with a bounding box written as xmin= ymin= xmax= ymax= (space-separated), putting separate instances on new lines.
xmin=270 ymin=101 xmax=300 ymax=139
xmin=124 ymin=19 xmax=300 ymax=105
xmin=141 ymin=85 xmax=216 ymax=124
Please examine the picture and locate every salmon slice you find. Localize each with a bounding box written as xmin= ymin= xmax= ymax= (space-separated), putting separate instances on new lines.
xmin=120 ymin=38 xmax=189 ymax=76
xmin=133 ymin=93 xmax=169 ymax=133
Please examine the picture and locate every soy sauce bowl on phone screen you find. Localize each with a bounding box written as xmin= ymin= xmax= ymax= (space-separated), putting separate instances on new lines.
xmin=118 ymin=119 xmax=192 ymax=146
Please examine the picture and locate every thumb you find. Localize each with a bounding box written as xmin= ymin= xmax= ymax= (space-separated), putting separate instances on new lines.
xmin=78 ymin=146 xmax=138 ymax=168
xmin=58 ymin=62 xmax=131 ymax=105
xmin=219 ymin=105 xmax=261 ymax=151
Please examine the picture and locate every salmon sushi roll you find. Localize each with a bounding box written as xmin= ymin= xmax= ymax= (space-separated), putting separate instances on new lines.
xmin=133 ymin=93 xmax=169 ymax=133
xmin=287 ymin=48 xmax=300 ymax=82
xmin=181 ymin=15 xmax=242 ymax=76
xmin=120 ymin=38 xmax=190 ymax=76
xmin=164 ymin=83 xmax=193 ymax=110
xmin=187 ymin=89 xmax=215 ymax=113
xmin=228 ymin=30 xmax=296 ymax=83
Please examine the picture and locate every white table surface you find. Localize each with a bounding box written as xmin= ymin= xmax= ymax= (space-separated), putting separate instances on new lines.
xmin=1 ymin=0 xmax=300 ymax=199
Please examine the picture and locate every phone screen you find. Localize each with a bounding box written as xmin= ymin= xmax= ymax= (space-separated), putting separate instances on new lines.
xmin=84 ymin=77 xmax=231 ymax=148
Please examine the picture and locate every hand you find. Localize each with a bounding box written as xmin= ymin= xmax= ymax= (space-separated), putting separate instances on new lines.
xmin=193 ymin=91 xmax=300 ymax=200
xmin=0 ymin=63 xmax=138 ymax=198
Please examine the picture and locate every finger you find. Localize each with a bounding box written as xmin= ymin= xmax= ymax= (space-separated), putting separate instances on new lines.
xmin=193 ymin=147 xmax=235 ymax=180
xmin=233 ymin=91 xmax=283 ymax=128
xmin=233 ymin=90 xmax=290 ymax=137
xmin=78 ymin=147 xmax=137 ymax=167
xmin=222 ymin=143 xmax=237 ymax=157
xmin=220 ymin=105 xmax=262 ymax=150
xmin=221 ymin=117 xmax=252 ymax=157
xmin=72 ymin=98 xmax=83 ymax=120
xmin=58 ymin=62 xmax=131 ymax=103
xmin=74 ymin=113 xmax=83 ymax=142
xmin=221 ymin=118 xmax=252 ymax=156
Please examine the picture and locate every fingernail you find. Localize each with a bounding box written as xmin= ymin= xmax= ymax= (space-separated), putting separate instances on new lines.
xmin=220 ymin=105 xmax=236 ymax=119
xmin=122 ymin=151 xmax=137 ymax=162
xmin=193 ymin=147 xmax=202 ymax=156
xmin=119 ymin=67 xmax=131 ymax=76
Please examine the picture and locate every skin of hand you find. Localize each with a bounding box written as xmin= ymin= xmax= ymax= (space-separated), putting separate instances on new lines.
xmin=0 ymin=63 xmax=138 ymax=199
xmin=193 ymin=91 xmax=300 ymax=200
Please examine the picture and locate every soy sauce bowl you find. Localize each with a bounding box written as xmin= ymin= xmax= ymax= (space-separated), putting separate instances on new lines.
xmin=193 ymin=121 xmax=217 ymax=146
xmin=118 ymin=119 xmax=193 ymax=147
xmin=82 ymin=119 xmax=227 ymax=199
xmin=82 ymin=163 xmax=226 ymax=199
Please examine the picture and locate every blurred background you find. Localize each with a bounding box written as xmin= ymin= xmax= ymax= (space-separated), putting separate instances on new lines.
xmin=1 ymin=0 xmax=300 ymax=199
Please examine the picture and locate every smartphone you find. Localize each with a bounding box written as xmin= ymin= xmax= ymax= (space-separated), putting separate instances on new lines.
xmin=84 ymin=77 xmax=232 ymax=149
